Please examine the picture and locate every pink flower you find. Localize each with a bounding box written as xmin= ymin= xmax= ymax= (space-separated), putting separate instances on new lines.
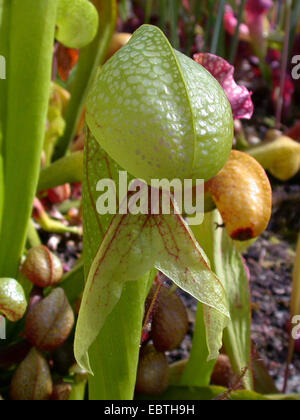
xmin=224 ymin=5 xmax=250 ymax=41
xmin=194 ymin=53 xmax=254 ymax=120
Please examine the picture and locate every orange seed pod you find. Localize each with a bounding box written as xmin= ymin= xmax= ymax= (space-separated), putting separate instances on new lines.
xmin=206 ymin=150 xmax=272 ymax=241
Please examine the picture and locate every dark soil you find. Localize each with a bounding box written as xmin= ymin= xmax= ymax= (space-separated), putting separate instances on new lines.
xmin=246 ymin=231 xmax=300 ymax=393
xmin=246 ymin=181 xmax=300 ymax=393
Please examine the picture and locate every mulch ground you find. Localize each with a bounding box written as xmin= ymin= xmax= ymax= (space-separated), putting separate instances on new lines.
xmin=246 ymin=181 xmax=300 ymax=393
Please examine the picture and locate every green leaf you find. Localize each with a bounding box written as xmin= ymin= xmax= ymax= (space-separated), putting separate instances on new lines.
xmin=219 ymin=218 xmax=253 ymax=390
xmin=60 ymin=259 xmax=85 ymax=307
xmin=252 ymin=355 xmax=278 ymax=395
xmin=180 ymin=212 xmax=223 ymax=387
xmin=0 ymin=0 xmax=10 ymax=233
xmin=193 ymin=211 xmax=253 ymax=390
xmin=75 ymin=192 xmax=230 ymax=374
xmin=180 ymin=303 xmax=216 ymax=387
xmin=82 ymin=132 xmax=156 ymax=400
xmin=0 ymin=0 xmax=59 ymax=277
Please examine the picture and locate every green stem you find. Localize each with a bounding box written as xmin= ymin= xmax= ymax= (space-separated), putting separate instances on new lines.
xmin=203 ymin=0 xmax=215 ymax=52
xmin=180 ymin=304 xmax=216 ymax=386
xmin=180 ymin=214 xmax=219 ymax=386
xmin=185 ymin=0 xmax=203 ymax=56
xmin=229 ymin=0 xmax=247 ymax=64
xmin=169 ymin=0 xmax=180 ymax=49
xmin=36 ymin=213 xmax=81 ymax=236
xmin=0 ymin=0 xmax=10 ymax=235
xmin=61 ymin=259 xmax=84 ymax=306
xmin=38 ymin=151 xmax=83 ymax=192
xmin=145 ymin=0 xmax=153 ymax=24
xmin=53 ymin=0 xmax=117 ymax=159
xmin=88 ymin=271 xmax=156 ymax=400
xmin=68 ymin=376 xmax=88 ymax=401
xmin=0 ymin=0 xmax=59 ymax=277
xmin=159 ymin=0 xmax=168 ymax=33
xmin=210 ymin=0 xmax=225 ymax=55
xmin=26 ymin=219 xmax=41 ymax=249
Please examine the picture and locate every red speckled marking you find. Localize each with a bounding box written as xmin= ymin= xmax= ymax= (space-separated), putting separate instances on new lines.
xmin=231 ymin=227 xmax=254 ymax=241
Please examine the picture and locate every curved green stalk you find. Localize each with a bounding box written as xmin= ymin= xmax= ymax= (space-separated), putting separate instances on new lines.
xmin=54 ymin=0 xmax=117 ymax=159
xmin=0 ymin=0 xmax=59 ymax=277
xmin=38 ymin=151 xmax=83 ymax=192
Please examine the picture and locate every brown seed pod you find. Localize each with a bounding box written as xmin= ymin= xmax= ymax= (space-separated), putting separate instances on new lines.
xmin=22 ymin=245 xmax=63 ymax=288
xmin=135 ymin=344 xmax=169 ymax=396
xmin=10 ymin=348 xmax=53 ymax=401
xmin=205 ymin=150 xmax=272 ymax=241
xmin=151 ymin=285 xmax=189 ymax=352
xmin=25 ymin=288 xmax=74 ymax=351
xmin=211 ymin=354 xmax=236 ymax=388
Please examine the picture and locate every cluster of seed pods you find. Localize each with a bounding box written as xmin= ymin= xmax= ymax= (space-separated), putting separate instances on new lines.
xmin=6 ymin=245 xmax=75 ymax=401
